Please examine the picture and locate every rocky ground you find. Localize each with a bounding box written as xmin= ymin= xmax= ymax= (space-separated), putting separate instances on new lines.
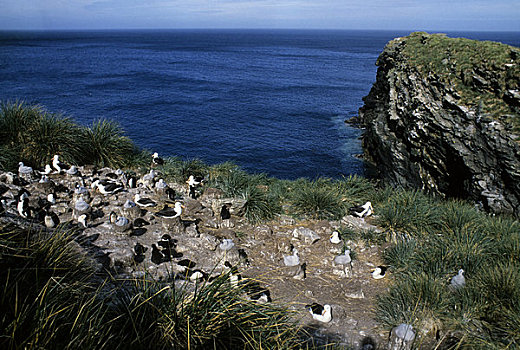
xmin=0 ymin=165 xmax=391 ymax=349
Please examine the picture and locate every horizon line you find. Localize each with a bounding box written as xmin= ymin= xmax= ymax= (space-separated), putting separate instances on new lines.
xmin=1 ymin=27 xmax=519 ymax=34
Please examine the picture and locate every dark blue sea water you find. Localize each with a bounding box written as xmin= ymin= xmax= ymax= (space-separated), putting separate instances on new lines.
xmin=1 ymin=29 xmax=519 ymax=179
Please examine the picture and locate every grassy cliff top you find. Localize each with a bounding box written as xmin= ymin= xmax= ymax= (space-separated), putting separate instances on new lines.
xmin=386 ymin=32 xmax=520 ymax=133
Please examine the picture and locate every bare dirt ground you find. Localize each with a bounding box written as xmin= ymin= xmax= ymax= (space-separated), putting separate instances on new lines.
xmin=200 ymin=215 xmax=391 ymax=349
xmin=1 ymin=169 xmax=392 ymax=349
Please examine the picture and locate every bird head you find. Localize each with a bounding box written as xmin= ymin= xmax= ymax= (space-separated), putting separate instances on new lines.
xmin=323 ymin=304 xmax=331 ymax=313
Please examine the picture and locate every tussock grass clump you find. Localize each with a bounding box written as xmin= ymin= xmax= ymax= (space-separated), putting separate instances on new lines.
xmin=338 ymin=226 xmax=385 ymax=247
xmin=160 ymin=157 xmax=209 ymax=183
xmin=334 ymin=175 xmax=375 ymax=207
xmin=382 ymin=238 xmax=417 ymax=273
xmin=80 ymin=119 xmax=136 ymax=168
xmin=0 ymin=223 xmax=109 ymax=349
xmin=22 ymin=113 xmax=83 ymax=166
xmin=211 ymin=167 xmax=256 ymax=197
xmin=208 ymin=165 xmax=282 ymax=223
xmin=109 ymin=275 xmax=303 ymax=350
xmin=0 ymin=101 xmax=42 ymax=147
xmin=378 ymin=193 xmax=520 ymax=348
xmin=290 ymin=179 xmax=346 ymax=220
xmin=376 ymin=189 xmax=441 ymax=237
xmin=376 ymin=273 xmax=450 ymax=330
xmin=0 ymin=145 xmax=19 ymax=171
xmin=0 ymin=101 xmax=143 ymax=170
xmin=0 ymin=222 xmax=304 ymax=350
xmin=239 ymin=185 xmax=280 ymax=224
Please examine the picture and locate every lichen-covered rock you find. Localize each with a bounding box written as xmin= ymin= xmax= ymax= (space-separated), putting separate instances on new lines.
xmin=359 ymin=32 xmax=520 ymax=215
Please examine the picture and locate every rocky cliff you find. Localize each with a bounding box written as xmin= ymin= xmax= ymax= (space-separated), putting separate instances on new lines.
xmin=359 ymin=32 xmax=520 ymax=215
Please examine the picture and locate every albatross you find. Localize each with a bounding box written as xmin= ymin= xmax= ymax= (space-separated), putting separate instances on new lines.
xmin=450 ymin=269 xmax=466 ymax=289
xmin=91 ymin=178 xmax=123 ymax=195
xmin=349 ymin=201 xmax=373 ymax=218
xmin=156 ymin=202 xmax=183 ymax=219
xmin=18 ymin=162 xmax=34 ymax=176
xmin=305 ymin=303 xmax=332 ymax=323
xmin=151 ymin=152 xmax=164 ymax=166
xmin=52 ymin=155 xmax=69 ymax=173
xmin=329 ymin=230 xmax=341 ymax=244
xmin=283 ymin=248 xmax=300 ymax=267
xmin=134 ymin=193 xmax=157 ymax=207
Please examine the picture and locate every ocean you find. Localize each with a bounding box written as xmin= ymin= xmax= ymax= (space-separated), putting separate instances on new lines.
xmin=1 ymin=29 xmax=519 ymax=179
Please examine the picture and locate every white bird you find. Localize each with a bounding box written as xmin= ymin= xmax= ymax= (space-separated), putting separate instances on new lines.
xmin=123 ymin=199 xmax=137 ymax=208
xmin=47 ymin=193 xmax=56 ymax=205
xmin=74 ymin=197 xmax=90 ymax=214
xmin=293 ymin=262 xmax=307 ymax=280
xmin=52 ymin=154 xmax=68 ymax=173
xmin=39 ymin=175 xmax=50 ymax=183
xmin=283 ymin=248 xmax=300 ymax=267
xmin=335 ymin=249 xmax=353 ymax=277
xmin=334 ymin=249 xmax=352 ymax=266
xmin=109 ymin=211 xmax=118 ymax=224
xmin=134 ymin=193 xmax=157 ymax=207
xmin=74 ymin=185 xmax=89 ymax=200
xmin=127 ymin=175 xmax=137 ymax=189
xmin=186 ymin=175 xmax=201 ymax=187
xmin=349 ymin=201 xmax=373 ymax=218
xmin=44 ymin=210 xmax=60 ymax=228
xmin=142 ymin=169 xmax=156 ymax=186
xmin=151 ymin=152 xmax=164 ymax=166
xmin=186 ymin=175 xmax=202 ymax=199
xmin=18 ymin=162 xmax=33 ymax=175
xmin=156 ymin=202 xmax=183 ymax=219
xmin=17 ymin=197 xmax=30 ymax=218
xmin=91 ymin=179 xmax=123 ymax=195
xmin=114 ymin=216 xmax=131 ymax=231
xmin=450 ymin=269 xmax=466 ymax=289
xmin=78 ymin=214 xmax=88 ymax=228
xmin=155 ymin=178 xmax=168 ymax=189
xmin=219 ymin=238 xmax=235 ymax=251
xmin=43 ymin=164 xmax=52 ymax=175
xmin=188 ymin=270 xmax=207 ymax=282
xmin=223 ymin=261 xmax=242 ymax=286
xmin=394 ymin=323 xmax=416 ymax=342
xmin=329 ymin=230 xmax=341 ymax=244
xmin=66 ymin=165 xmax=78 ymax=176
xmin=371 ymin=265 xmax=388 ymax=279
xmin=306 ymin=303 xmax=332 ymax=323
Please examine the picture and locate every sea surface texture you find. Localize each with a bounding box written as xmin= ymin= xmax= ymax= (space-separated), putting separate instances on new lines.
xmin=1 ymin=30 xmax=518 ymax=179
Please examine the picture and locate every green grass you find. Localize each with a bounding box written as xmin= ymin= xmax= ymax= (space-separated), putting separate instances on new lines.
xmin=3 ymin=100 xmax=519 ymax=348
xmin=393 ymin=32 xmax=520 ymax=132
xmin=0 ymin=221 xmax=306 ymax=350
xmin=80 ymin=119 xmax=137 ymax=168
xmin=0 ymin=222 xmax=107 ymax=349
xmin=337 ymin=226 xmax=385 ymax=248
xmin=289 ymin=179 xmax=346 ymax=220
xmin=375 ymin=189 xmax=441 ymax=239
xmin=239 ymin=185 xmax=281 ymax=224
xmin=160 ymin=157 xmax=209 ymax=183
xmin=377 ymin=194 xmax=520 ymax=348
xmin=0 ymin=101 xmax=145 ymax=171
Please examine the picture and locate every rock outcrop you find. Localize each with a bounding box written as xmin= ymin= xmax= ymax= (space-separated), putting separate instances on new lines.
xmin=359 ymin=32 xmax=520 ymax=215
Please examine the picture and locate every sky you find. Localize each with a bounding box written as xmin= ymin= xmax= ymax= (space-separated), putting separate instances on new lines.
xmin=0 ymin=0 xmax=519 ymax=32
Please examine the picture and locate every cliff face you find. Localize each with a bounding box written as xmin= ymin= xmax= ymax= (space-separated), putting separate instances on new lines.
xmin=359 ymin=32 xmax=520 ymax=215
